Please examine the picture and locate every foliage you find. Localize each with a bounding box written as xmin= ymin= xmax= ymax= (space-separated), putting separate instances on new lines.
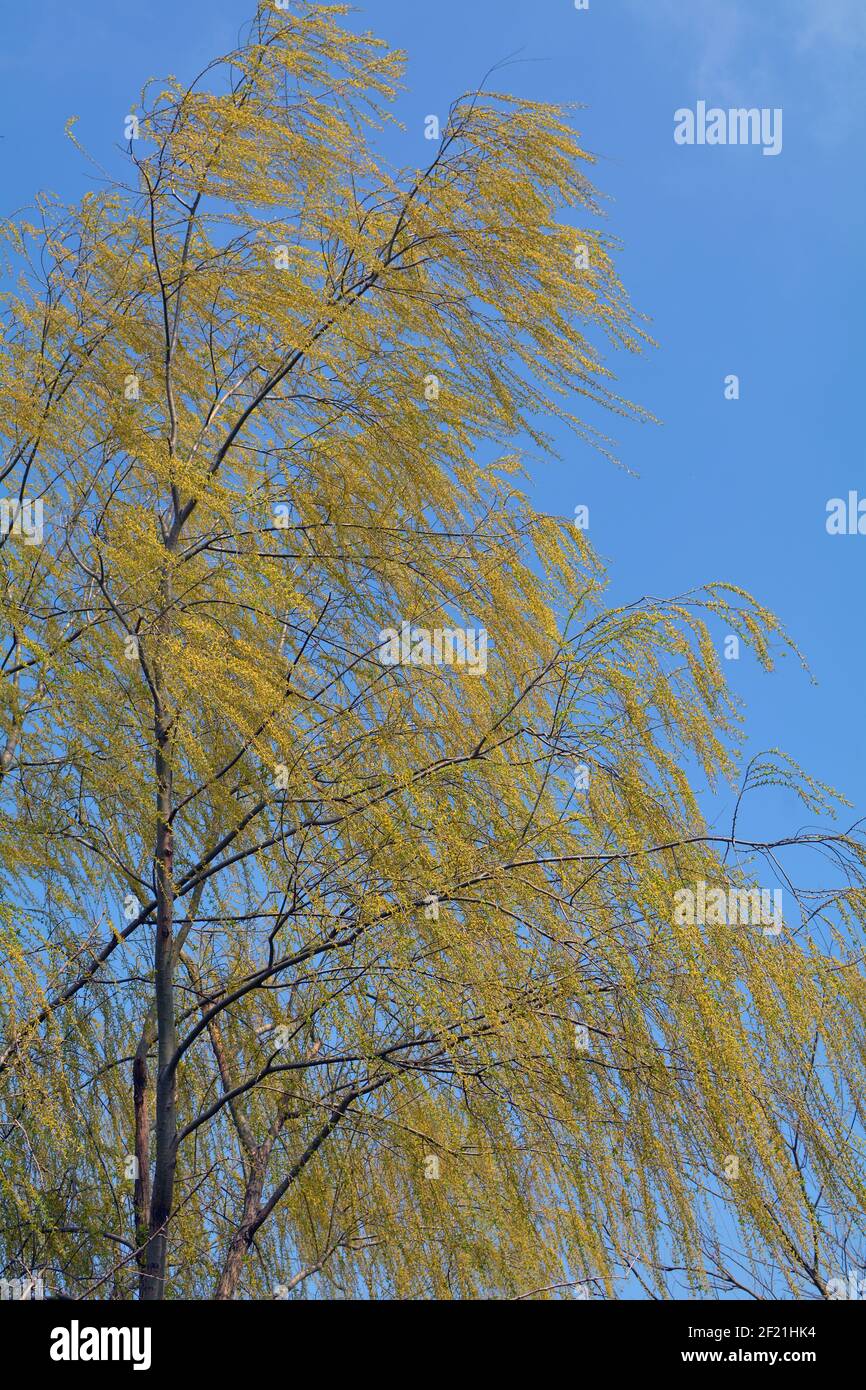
xmin=0 ymin=1 xmax=864 ymax=1300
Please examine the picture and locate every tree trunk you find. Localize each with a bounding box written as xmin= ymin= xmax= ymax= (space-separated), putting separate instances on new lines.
xmin=132 ymin=1036 xmax=151 ymax=1270
xmin=140 ymin=672 xmax=177 ymax=1299
xmin=213 ymin=1152 xmax=268 ymax=1300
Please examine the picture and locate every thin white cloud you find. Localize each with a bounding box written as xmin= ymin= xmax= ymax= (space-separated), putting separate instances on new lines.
xmin=628 ymin=0 xmax=865 ymax=142
xmin=794 ymin=0 xmax=866 ymax=52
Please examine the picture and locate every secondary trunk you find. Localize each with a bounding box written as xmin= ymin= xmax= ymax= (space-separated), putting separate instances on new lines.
xmin=213 ymin=1151 xmax=269 ymax=1300
xmin=139 ymin=687 xmax=177 ymax=1299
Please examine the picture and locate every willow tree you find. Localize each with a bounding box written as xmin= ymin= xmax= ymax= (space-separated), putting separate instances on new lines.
xmin=0 ymin=1 xmax=864 ymax=1302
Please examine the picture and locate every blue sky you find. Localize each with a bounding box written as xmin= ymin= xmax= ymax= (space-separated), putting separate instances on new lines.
xmin=2 ymin=0 xmax=864 ymax=839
